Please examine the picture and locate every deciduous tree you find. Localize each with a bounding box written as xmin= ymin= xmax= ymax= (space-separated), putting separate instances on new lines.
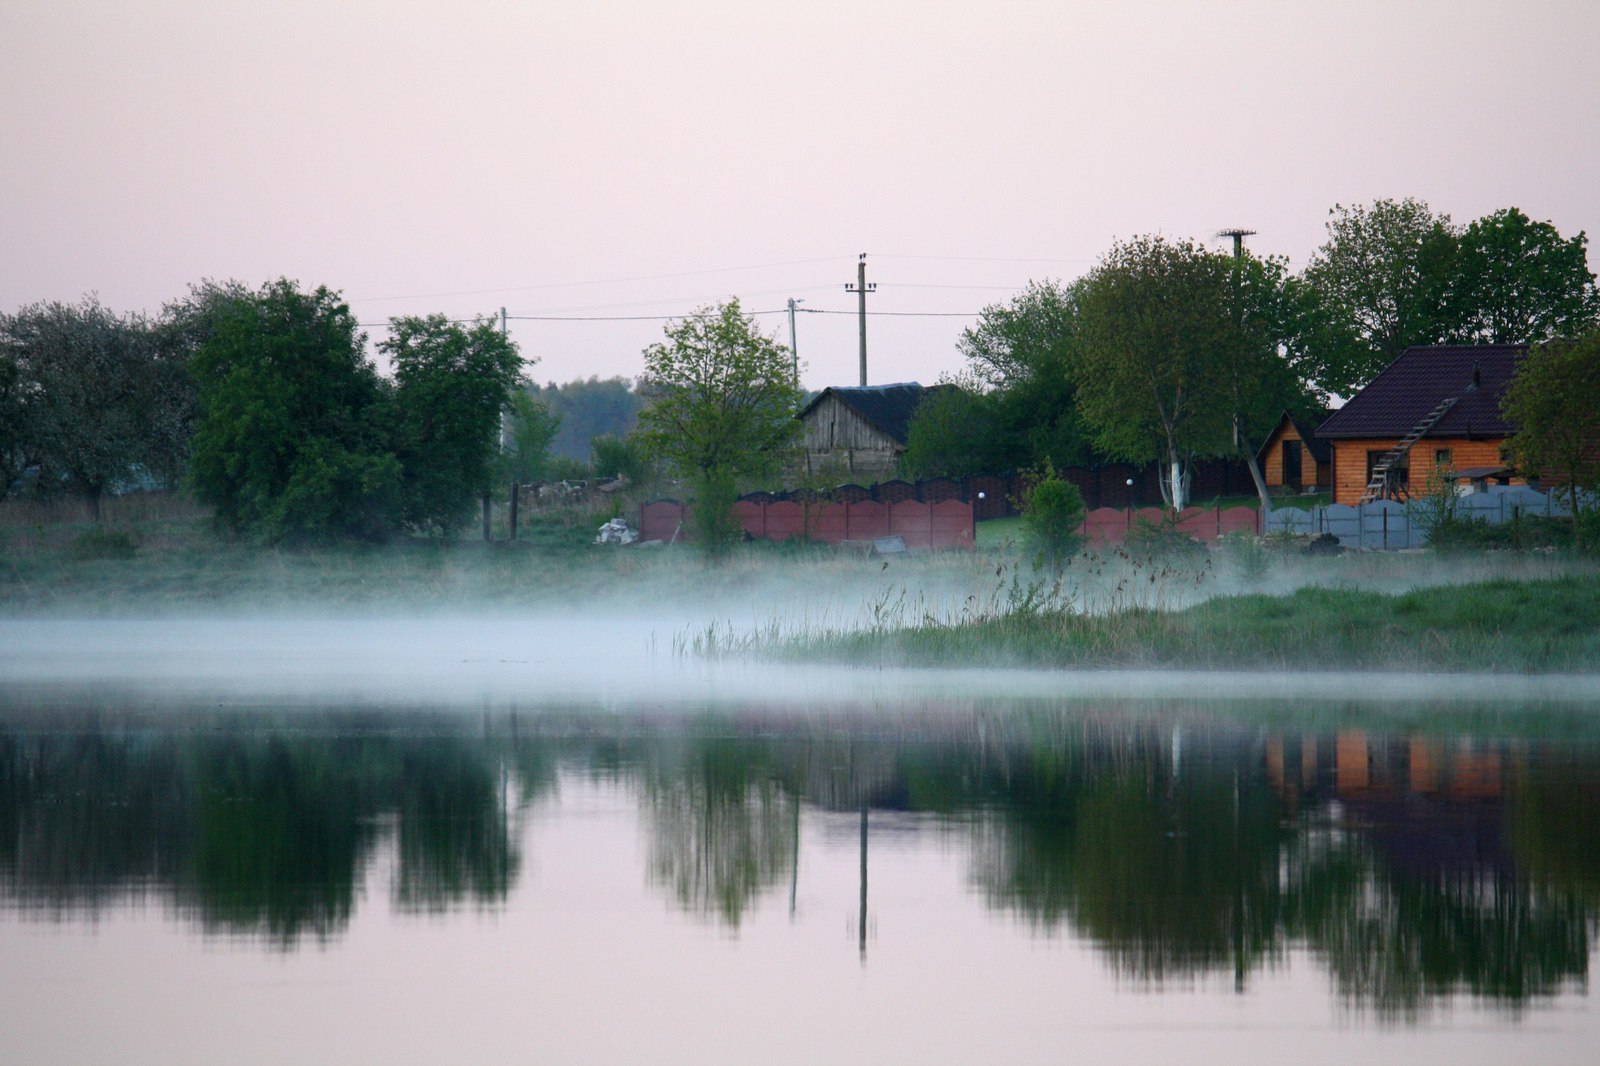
xmin=1448 ymin=207 xmax=1599 ymax=344
xmin=381 ymin=314 xmax=524 ymax=535
xmin=635 ymin=300 xmax=802 ymax=555
xmin=1501 ymin=332 xmax=1600 ymax=547
xmin=0 ymin=298 xmax=190 ymax=519
xmin=187 ymin=279 xmax=399 ymax=541
xmin=1074 ymin=237 xmax=1240 ymax=510
xmin=1301 ymin=198 xmax=1459 ymax=396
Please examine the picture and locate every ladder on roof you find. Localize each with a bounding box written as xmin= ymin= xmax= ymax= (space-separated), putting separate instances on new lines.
xmin=1360 ymin=397 xmax=1459 ymax=503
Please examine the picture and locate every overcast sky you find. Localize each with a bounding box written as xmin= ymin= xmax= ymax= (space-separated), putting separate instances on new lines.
xmin=3 ymin=0 xmax=1596 ymax=389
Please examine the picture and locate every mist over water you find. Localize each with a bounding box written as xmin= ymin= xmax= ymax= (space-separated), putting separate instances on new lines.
xmin=5 ymin=542 xmax=1600 ymax=1065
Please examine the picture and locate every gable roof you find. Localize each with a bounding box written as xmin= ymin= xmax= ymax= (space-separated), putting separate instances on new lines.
xmin=1316 ymin=345 xmax=1525 ymax=440
xmin=1255 ymin=409 xmax=1331 ymax=465
xmin=798 ymin=382 xmax=946 ymax=446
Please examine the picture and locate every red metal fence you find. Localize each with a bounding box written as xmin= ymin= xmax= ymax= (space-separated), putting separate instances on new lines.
xmin=640 ymin=499 xmax=976 ymax=550
xmin=1082 ymin=505 xmax=1259 ymax=545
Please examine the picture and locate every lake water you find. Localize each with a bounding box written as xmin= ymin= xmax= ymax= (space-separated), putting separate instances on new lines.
xmin=2 ymin=617 xmax=1599 ymax=1064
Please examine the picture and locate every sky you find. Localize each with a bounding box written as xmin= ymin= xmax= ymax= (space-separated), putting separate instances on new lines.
xmin=3 ymin=0 xmax=1597 ymax=390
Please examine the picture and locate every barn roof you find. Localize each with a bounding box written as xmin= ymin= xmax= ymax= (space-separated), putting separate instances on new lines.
xmin=798 ymin=382 xmax=946 ymax=445
xmin=1316 ymin=344 xmax=1525 ymax=440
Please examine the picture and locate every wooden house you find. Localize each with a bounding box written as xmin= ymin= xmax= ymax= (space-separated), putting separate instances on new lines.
xmin=1256 ymin=411 xmax=1331 ymax=494
xmin=1316 ymin=344 xmax=1525 ymax=505
xmin=797 ymin=382 xmax=947 ymax=478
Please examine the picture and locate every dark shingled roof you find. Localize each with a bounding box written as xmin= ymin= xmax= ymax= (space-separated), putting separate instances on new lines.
xmin=798 ymin=382 xmax=950 ymax=445
xmin=1256 ymin=410 xmax=1332 ymax=465
xmin=1316 ymin=345 xmax=1525 ymax=440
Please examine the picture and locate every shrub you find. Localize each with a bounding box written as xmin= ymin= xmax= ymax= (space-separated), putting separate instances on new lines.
xmin=1022 ymin=474 xmax=1085 ymax=569
xmin=70 ymin=528 xmax=137 ymax=561
xmin=1124 ymin=513 xmax=1205 ymax=562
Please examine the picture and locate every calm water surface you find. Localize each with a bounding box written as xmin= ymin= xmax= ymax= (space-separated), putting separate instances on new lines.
xmin=2 ymin=621 xmax=1598 ymax=1064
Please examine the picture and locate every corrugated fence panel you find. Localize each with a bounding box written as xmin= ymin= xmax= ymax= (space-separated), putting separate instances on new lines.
xmin=889 ymin=500 xmax=933 ymax=549
xmin=930 ymin=499 xmax=975 ymax=548
xmin=764 ymin=501 xmax=806 ymax=541
xmin=846 ymin=500 xmax=890 ymax=541
xmin=640 ymin=501 xmax=684 ymax=542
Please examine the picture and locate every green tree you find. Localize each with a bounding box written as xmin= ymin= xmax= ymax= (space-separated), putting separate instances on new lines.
xmin=1074 ymin=236 xmax=1240 ymax=511
xmin=1226 ymin=251 xmax=1320 ymax=509
xmin=187 ymin=279 xmax=400 ymax=542
xmin=538 ymin=375 xmax=643 ymax=460
xmin=0 ymin=298 xmax=191 ymax=519
xmin=956 ymin=279 xmax=1094 ymax=471
xmin=635 ymin=300 xmax=803 ymax=556
xmin=381 ymin=314 xmax=524 ymax=535
xmin=1022 ymin=468 xmax=1085 ymax=570
xmin=1301 ymin=198 xmax=1459 ymax=396
xmin=1447 ymin=207 xmax=1600 ymax=344
xmin=589 ymin=431 xmax=653 ymax=486
xmin=901 ymin=384 xmax=1008 ymax=478
xmin=1501 ymin=333 xmax=1600 ymax=547
xmin=494 ymin=387 xmax=562 ymax=487
xmin=0 ymin=338 xmax=40 ymax=496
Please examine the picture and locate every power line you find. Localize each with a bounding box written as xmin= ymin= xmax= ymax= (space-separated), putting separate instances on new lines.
xmin=875 ymin=253 xmax=1095 ymax=265
xmin=360 ymin=306 xmax=982 ymax=326
xmin=347 ymin=255 xmax=851 ymax=303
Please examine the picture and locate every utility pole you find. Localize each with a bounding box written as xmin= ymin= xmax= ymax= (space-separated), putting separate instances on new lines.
xmin=1217 ymin=228 xmax=1256 ymax=260
xmin=845 ymin=253 xmax=875 ymax=387
xmin=787 ymin=297 xmax=803 ymax=387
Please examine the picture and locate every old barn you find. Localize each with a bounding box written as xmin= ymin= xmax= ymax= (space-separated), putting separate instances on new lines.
xmin=797 ymin=382 xmax=947 ymax=478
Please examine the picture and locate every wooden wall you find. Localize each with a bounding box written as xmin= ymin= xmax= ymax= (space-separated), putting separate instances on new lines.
xmin=800 ymin=394 xmax=902 ymax=478
xmin=1261 ymin=422 xmax=1329 ymax=491
xmin=1330 ymin=437 xmax=1512 ymax=505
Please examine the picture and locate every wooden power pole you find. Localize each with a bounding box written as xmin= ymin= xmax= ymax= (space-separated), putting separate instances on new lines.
xmin=845 ymin=254 xmax=875 ymax=386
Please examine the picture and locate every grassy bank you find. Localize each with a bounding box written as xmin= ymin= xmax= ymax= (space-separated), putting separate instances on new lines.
xmin=721 ymin=574 xmax=1600 ymax=674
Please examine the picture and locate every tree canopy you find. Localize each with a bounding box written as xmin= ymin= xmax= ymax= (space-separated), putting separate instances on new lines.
xmin=636 ymin=300 xmax=802 ymax=553
xmin=1447 ymin=207 xmax=1599 ymax=344
xmin=1501 ymin=332 xmax=1600 ymax=539
xmin=0 ymin=297 xmax=192 ymax=518
xmin=1074 ymin=236 xmax=1245 ymax=509
xmin=381 ymin=314 xmax=524 ymax=534
xmin=1300 ymin=198 xmax=1459 ymax=397
xmin=187 ymin=279 xmax=399 ymax=541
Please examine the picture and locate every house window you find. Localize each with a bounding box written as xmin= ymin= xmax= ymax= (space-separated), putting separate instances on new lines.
xmin=1435 ymin=448 xmax=1453 ymax=468
xmin=1367 ymin=449 xmax=1408 ymax=491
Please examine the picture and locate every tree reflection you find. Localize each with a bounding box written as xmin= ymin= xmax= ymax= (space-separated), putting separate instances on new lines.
xmin=970 ymin=726 xmax=1287 ymax=984
xmin=392 ymin=741 xmax=518 ymax=912
xmin=184 ymin=734 xmax=375 ymax=944
xmin=639 ymin=738 xmax=797 ymax=928
xmin=2 ymin=708 xmax=1598 ymax=1013
xmin=0 ymin=717 xmax=547 ymax=945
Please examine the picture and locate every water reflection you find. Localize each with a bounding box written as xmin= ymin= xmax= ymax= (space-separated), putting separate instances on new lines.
xmin=1 ymin=702 xmax=1597 ymax=1016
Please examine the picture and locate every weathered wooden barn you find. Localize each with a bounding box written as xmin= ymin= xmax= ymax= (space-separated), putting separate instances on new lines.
xmin=797 ymin=383 xmax=947 ymax=478
xmin=1316 ymin=344 xmax=1526 ymax=505
xmin=1256 ymin=410 xmax=1332 ymax=494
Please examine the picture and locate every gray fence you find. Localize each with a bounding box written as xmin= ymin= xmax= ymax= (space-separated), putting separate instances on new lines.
xmin=1263 ymin=485 xmax=1584 ymax=550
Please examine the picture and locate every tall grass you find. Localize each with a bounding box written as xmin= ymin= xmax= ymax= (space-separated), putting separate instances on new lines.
xmin=732 ymin=571 xmax=1600 ymax=673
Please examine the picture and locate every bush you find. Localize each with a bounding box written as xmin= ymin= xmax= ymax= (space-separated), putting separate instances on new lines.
xmin=70 ymin=528 xmax=138 ymax=561
xmin=1124 ymin=514 xmax=1206 ymax=561
xmin=1217 ymin=531 xmax=1269 ymax=583
xmin=1022 ymin=474 xmax=1085 ymax=569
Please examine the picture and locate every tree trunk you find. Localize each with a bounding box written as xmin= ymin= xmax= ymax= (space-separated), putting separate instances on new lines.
xmin=1236 ymin=415 xmax=1272 ymax=514
xmin=1168 ymin=449 xmax=1185 ymax=512
xmin=481 ymin=493 xmax=492 ymax=541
